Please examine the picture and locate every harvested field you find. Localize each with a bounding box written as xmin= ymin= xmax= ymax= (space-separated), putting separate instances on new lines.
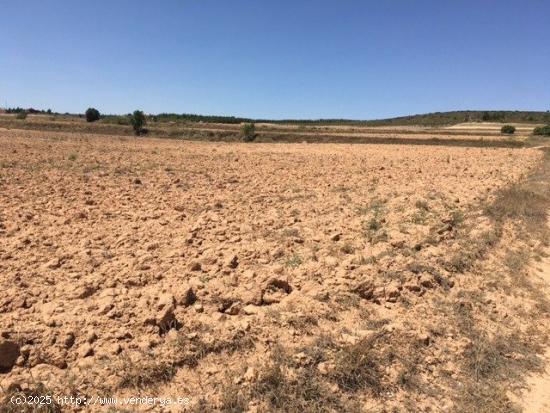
xmin=1 ymin=129 xmax=549 ymax=412
xmin=0 ymin=116 xmax=531 ymax=146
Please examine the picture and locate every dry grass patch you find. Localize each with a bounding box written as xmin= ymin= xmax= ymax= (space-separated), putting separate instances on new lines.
xmin=330 ymin=333 xmax=387 ymax=394
xmin=118 ymin=354 xmax=177 ymax=389
xmin=0 ymin=382 xmax=62 ymax=413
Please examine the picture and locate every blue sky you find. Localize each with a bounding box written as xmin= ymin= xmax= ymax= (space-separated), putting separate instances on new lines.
xmin=1 ymin=0 xmax=549 ymax=119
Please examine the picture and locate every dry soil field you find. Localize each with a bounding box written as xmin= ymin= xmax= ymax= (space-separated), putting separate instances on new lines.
xmin=1 ymin=129 xmax=549 ymax=412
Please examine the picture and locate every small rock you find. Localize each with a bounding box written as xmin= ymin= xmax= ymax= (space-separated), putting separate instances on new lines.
xmin=243 ymin=367 xmax=256 ymax=381
xmin=44 ymin=258 xmax=62 ymax=269
xmin=388 ymin=231 xmax=406 ymax=248
xmin=212 ymin=313 xmax=227 ymax=322
xmin=48 ymin=350 xmax=68 ymax=369
xmin=63 ymin=333 xmax=76 ymax=349
xmin=225 ymin=302 xmax=242 ymax=315
xmin=225 ymin=255 xmax=239 ymax=269
xmin=96 ymin=296 xmax=114 ymax=315
xmin=110 ymin=343 xmax=122 ymax=355
xmin=419 ymin=274 xmax=434 ymax=289
xmin=317 ymin=362 xmax=330 ymax=375
xmin=176 ymin=285 xmax=196 ymax=307
xmin=86 ymin=332 xmax=98 ymax=343
xmin=418 ymin=333 xmax=431 ymax=346
xmin=330 ymin=233 xmax=341 ymax=242
xmin=78 ymin=343 xmax=94 ymax=358
xmin=205 ymin=365 xmax=220 ymax=375
xmin=404 ymin=281 xmax=421 ymax=292
xmin=239 ymin=287 xmax=263 ymax=306
xmin=188 ymin=261 xmax=202 ymax=272
xmin=353 ymin=280 xmax=375 ymax=300
xmin=156 ymin=294 xmax=177 ymax=332
xmin=157 ymin=294 xmax=175 ymax=310
xmin=262 ymin=279 xmax=292 ymax=305
xmin=293 ymin=351 xmax=309 ymax=366
xmin=73 ymin=285 xmax=97 ymax=299
xmin=324 ymin=256 xmax=339 ymax=267
xmin=386 ymin=283 xmax=401 ymax=302
xmin=243 ymin=305 xmax=259 ymax=315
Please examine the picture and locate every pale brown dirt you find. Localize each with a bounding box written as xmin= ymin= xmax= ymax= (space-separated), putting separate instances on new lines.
xmin=519 ymin=247 xmax=550 ymax=413
xmin=0 ymin=129 xmax=547 ymax=411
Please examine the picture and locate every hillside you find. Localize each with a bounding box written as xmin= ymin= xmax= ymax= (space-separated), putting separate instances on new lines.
xmin=3 ymin=108 xmax=550 ymax=127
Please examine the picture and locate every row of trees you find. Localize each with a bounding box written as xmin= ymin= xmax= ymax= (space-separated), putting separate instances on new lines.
xmin=85 ymin=107 xmax=146 ymax=135
xmin=8 ymin=106 xmax=548 ymax=139
xmin=4 ymin=107 xmax=53 ymax=114
xmin=86 ymin=107 xmax=255 ymax=140
xmin=500 ymin=124 xmax=550 ymax=136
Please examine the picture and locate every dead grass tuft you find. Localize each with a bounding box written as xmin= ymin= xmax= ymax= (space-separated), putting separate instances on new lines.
xmin=503 ymin=247 xmax=530 ymax=274
xmin=118 ymin=354 xmax=176 ymax=389
xmin=250 ymin=345 xmax=358 ymax=413
xmin=174 ymin=330 xmax=255 ymax=368
xmin=485 ymin=187 xmax=547 ymax=232
xmin=330 ymin=332 xmax=388 ymax=395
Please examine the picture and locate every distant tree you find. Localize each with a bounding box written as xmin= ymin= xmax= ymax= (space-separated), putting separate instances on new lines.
xmin=47 ymin=109 xmax=52 ymax=114
xmin=241 ymin=123 xmax=256 ymax=142
xmin=533 ymin=125 xmax=550 ymax=136
xmin=85 ymin=108 xmax=100 ymax=122
xmin=130 ymin=110 xmax=146 ymax=136
xmin=501 ymin=125 xmax=516 ymax=134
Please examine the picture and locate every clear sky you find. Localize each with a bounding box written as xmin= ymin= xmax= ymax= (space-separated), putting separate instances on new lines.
xmin=1 ymin=0 xmax=549 ymax=119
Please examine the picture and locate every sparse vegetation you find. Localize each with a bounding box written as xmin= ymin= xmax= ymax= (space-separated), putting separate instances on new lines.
xmin=16 ymin=111 xmax=27 ymax=120
xmin=485 ymin=186 xmax=547 ymax=232
xmin=533 ymin=125 xmax=550 ymax=136
xmin=330 ymin=333 xmax=386 ymax=394
xmin=285 ymin=254 xmax=303 ymax=268
xmin=118 ymin=354 xmax=176 ymax=389
xmin=500 ymin=125 xmax=516 ymax=134
xmin=503 ymin=247 xmax=530 ymax=273
xmin=130 ymin=110 xmax=146 ymax=136
xmin=0 ymin=381 xmax=62 ymax=413
xmin=248 ymin=344 xmax=358 ymax=413
xmin=415 ymin=199 xmax=429 ymax=210
xmin=241 ymin=122 xmax=256 ymax=142
xmin=1 ymin=130 xmax=549 ymax=413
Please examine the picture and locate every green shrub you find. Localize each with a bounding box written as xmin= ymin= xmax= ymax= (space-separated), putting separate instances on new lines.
xmin=130 ymin=110 xmax=146 ymax=136
xmin=241 ymin=123 xmax=256 ymax=142
xmin=533 ymin=125 xmax=550 ymax=136
xmin=85 ymin=108 xmax=100 ymax=122
xmin=500 ymin=125 xmax=515 ymax=134
xmin=16 ymin=111 xmax=27 ymax=120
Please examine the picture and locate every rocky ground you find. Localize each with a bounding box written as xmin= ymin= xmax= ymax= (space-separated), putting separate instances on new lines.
xmin=0 ymin=129 xmax=548 ymax=412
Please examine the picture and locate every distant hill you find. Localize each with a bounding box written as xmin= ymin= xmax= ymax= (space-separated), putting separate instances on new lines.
xmin=4 ymin=107 xmax=550 ymax=126
xmin=145 ymin=110 xmax=550 ymax=126
xmin=359 ymin=110 xmax=550 ymax=127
